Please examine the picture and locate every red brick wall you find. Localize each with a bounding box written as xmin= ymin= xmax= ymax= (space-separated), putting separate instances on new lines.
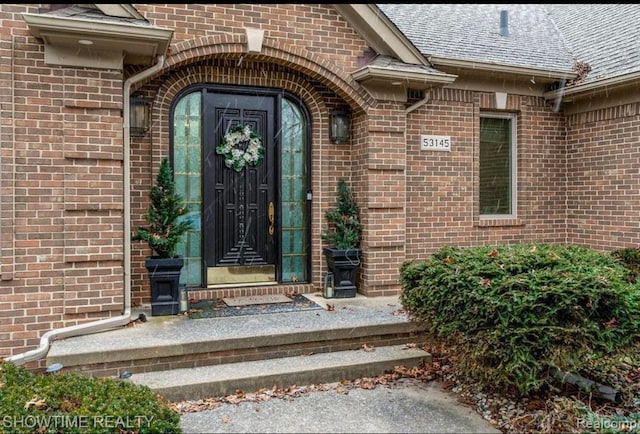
xmin=1 ymin=3 xmax=638 ymax=363
xmin=404 ymin=89 xmax=568 ymax=261
xmin=1 ymin=4 xmax=125 ymax=365
xmin=566 ymin=104 xmax=640 ymax=250
xmin=133 ymin=4 xmax=369 ymax=73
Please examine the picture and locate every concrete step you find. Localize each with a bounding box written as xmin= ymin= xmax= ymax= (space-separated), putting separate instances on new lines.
xmin=47 ymin=295 xmax=427 ymax=378
xmin=47 ymin=320 xmax=424 ymax=378
xmin=129 ymin=344 xmax=431 ymax=402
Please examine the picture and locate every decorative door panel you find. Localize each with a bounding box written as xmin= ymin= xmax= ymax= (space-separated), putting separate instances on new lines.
xmin=203 ymin=91 xmax=277 ymax=285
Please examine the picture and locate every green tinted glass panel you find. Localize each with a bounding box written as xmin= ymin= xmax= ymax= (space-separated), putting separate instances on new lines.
xmin=480 ymin=117 xmax=512 ymax=215
xmin=174 ymin=91 xmax=203 ymax=286
xmin=281 ymin=99 xmax=308 ymax=283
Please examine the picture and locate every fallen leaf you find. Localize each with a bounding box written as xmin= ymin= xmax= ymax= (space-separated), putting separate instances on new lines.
xmin=222 ymin=417 xmax=230 ymax=424
xmin=335 ymin=385 xmax=348 ymax=394
xmin=24 ymin=396 xmax=46 ymax=410
xmin=327 ymin=304 xmax=335 ymax=312
xmin=487 ymin=249 xmax=498 ymax=258
xmin=359 ymin=378 xmax=377 ymax=389
xmin=362 ymin=343 xmax=375 ymax=352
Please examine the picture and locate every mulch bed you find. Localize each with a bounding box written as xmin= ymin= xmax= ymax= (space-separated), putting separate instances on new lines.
xmin=187 ymin=294 xmax=324 ymax=319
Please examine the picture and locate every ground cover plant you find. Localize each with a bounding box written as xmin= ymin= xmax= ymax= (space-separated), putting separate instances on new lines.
xmin=399 ymin=243 xmax=640 ymax=397
xmin=0 ymin=361 xmax=181 ymax=434
xmin=612 ymin=247 xmax=640 ymax=283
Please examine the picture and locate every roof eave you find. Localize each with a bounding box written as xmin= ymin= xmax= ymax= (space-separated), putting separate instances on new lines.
xmin=353 ymin=65 xmax=457 ymax=90
xmin=543 ymin=71 xmax=640 ymax=102
xmin=428 ymin=56 xmax=578 ymax=82
xmin=22 ymin=12 xmax=173 ymax=68
xmin=332 ymin=4 xmax=428 ymax=66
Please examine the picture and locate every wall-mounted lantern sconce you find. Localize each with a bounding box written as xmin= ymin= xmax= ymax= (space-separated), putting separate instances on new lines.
xmin=130 ymin=92 xmax=150 ymax=137
xmin=329 ymin=110 xmax=350 ymax=144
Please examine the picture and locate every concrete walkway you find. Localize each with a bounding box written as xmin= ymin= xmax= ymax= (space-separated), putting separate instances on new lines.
xmin=179 ymin=378 xmax=501 ymax=433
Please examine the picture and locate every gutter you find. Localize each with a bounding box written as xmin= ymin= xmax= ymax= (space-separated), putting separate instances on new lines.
xmin=543 ymin=70 xmax=640 ymax=101
xmin=352 ymin=65 xmax=456 ymax=88
xmin=427 ymin=55 xmax=577 ymax=81
xmin=6 ymin=55 xmax=165 ymax=366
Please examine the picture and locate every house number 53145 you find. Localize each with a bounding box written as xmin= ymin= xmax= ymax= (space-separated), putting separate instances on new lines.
xmin=421 ymin=135 xmax=451 ymax=152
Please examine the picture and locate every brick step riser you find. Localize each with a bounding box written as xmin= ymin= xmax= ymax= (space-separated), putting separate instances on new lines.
xmin=48 ymin=327 xmax=424 ymax=378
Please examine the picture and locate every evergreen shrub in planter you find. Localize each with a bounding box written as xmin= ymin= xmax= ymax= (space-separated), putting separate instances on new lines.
xmin=321 ymin=179 xmax=362 ymax=298
xmin=133 ymin=157 xmax=193 ymax=316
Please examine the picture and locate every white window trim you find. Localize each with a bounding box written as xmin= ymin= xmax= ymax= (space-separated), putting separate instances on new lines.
xmin=479 ymin=112 xmax=517 ymax=220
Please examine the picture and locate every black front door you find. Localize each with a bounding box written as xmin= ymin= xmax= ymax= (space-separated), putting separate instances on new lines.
xmin=203 ymin=90 xmax=277 ymax=285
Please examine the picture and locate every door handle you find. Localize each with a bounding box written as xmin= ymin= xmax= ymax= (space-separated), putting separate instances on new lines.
xmin=268 ymin=201 xmax=275 ymax=235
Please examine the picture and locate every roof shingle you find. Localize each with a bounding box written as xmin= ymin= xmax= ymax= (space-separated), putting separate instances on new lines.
xmin=377 ymin=3 xmax=640 ymax=84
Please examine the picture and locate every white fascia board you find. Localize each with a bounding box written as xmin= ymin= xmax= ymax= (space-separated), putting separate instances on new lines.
xmin=428 ymin=56 xmax=577 ymax=81
xmin=352 ymin=65 xmax=457 ymax=85
xmin=332 ymin=4 xmax=427 ymax=66
xmin=543 ymin=70 xmax=640 ymax=101
xmin=22 ymin=13 xmax=173 ymax=47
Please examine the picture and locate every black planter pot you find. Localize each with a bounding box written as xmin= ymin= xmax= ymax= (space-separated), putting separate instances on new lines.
xmin=145 ymin=256 xmax=184 ymax=316
xmin=322 ymin=247 xmax=362 ymax=298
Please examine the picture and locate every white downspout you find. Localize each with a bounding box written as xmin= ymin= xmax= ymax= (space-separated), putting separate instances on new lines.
xmin=6 ymin=55 xmax=166 ymax=366
xmin=122 ymin=54 xmax=166 ymax=319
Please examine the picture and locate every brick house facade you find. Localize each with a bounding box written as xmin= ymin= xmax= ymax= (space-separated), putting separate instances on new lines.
xmin=1 ymin=4 xmax=639 ymax=367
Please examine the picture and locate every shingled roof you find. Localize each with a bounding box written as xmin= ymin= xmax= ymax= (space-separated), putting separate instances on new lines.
xmin=377 ymin=3 xmax=640 ymax=86
xmin=545 ymin=4 xmax=640 ymax=84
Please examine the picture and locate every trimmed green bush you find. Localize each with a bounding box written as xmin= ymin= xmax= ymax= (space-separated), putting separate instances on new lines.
xmin=0 ymin=361 xmax=181 ymax=433
xmin=400 ymin=243 xmax=640 ymax=396
xmin=612 ymin=246 xmax=640 ymax=283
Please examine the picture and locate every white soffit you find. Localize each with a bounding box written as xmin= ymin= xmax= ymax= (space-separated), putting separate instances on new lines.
xmin=22 ymin=12 xmax=173 ymax=68
xmin=352 ymin=64 xmax=456 ymax=90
